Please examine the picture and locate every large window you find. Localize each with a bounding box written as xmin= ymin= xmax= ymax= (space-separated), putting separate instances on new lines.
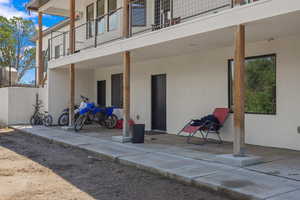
xmin=228 ymin=54 xmax=276 ymax=115
xmin=132 ymin=0 xmax=146 ymax=26
xmin=108 ymin=0 xmax=118 ymax=31
xmin=86 ymin=3 xmax=94 ymax=39
xmin=97 ymin=0 xmax=105 ymax=34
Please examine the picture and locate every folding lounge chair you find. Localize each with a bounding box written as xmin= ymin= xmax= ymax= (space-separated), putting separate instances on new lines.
xmin=177 ymin=108 xmax=230 ymax=144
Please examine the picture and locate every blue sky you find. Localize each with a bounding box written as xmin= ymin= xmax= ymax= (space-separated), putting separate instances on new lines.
xmin=0 ymin=0 xmax=64 ymax=83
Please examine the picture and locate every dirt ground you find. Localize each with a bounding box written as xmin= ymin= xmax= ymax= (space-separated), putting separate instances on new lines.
xmin=0 ymin=128 xmax=232 ymax=200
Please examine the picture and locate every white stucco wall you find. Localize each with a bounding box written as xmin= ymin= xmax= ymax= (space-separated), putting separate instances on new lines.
xmin=0 ymin=88 xmax=9 ymax=125
xmin=0 ymin=87 xmax=48 ymax=125
xmin=92 ymin=35 xmax=300 ymax=151
xmin=48 ymin=68 xmax=95 ymax=122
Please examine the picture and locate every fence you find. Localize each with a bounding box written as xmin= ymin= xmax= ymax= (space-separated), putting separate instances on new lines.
xmin=47 ymin=0 xmax=259 ymax=61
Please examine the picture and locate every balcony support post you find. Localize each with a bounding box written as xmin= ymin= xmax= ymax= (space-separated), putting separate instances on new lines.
xmin=38 ymin=11 xmax=44 ymax=87
xmin=233 ymin=24 xmax=246 ymax=156
xmin=69 ymin=0 xmax=76 ymax=127
xmin=122 ymin=0 xmax=131 ymax=138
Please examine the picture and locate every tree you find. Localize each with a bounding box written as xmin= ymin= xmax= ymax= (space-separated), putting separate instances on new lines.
xmin=0 ymin=16 xmax=36 ymax=84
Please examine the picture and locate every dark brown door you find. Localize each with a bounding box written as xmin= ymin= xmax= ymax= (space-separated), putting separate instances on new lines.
xmin=111 ymin=73 xmax=123 ymax=108
xmin=151 ymin=74 xmax=166 ymax=131
xmin=97 ymin=80 xmax=106 ymax=107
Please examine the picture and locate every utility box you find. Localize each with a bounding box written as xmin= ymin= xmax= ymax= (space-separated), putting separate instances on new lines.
xmin=132 ymin=124 xmax=145 ymax=144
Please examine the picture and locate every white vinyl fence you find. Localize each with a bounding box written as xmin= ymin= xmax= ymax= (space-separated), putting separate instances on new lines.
xmin=0 ymin=87 xmax=47 ymax=126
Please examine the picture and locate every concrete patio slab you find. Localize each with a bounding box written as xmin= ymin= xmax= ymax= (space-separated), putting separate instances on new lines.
xmin=79 ymin=142 xmax=149 ymax=159
xmin=194 ymin=168 xmax=300 ymax=200
xmin=267 ymin=190 xmax=300 ymax=200
xmin=247 ymin=158 xmax=300 ymax=181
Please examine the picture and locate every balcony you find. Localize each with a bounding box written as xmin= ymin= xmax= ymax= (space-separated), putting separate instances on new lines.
xmin=47 ymin=0 xmax=259 ymax=61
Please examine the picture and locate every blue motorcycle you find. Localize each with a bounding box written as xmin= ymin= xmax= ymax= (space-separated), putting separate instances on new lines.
xmin=74 ymin=97 xmax=118 ymax=132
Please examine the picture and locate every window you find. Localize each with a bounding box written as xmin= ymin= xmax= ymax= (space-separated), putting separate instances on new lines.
xmin=111 ymin=73 xmax=123 ymax=108
xmin=54 ymin=46 xmax=60 ymax=59
xmin=154 ymin=0 xmax=170 ymax=25
xmin=108 ymin=0 xmax=118 ymax=31
xmin=97 ymin=0 xmax=105 ymax=34
xmin=132 ymin=0 xmax=146 ymax=26
xmin=228 ymin=54 xmax=276 ymax=115
xmin=86 ymin=3 xmax=94 ymax=38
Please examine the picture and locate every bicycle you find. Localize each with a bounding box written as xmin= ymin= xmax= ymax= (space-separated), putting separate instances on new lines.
xmin=30 ymin=94 xmax=53 ymax=127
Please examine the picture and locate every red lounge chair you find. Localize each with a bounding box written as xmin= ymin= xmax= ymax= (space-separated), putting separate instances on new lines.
xmin=178 ymin=108 xmax=230 ymax=144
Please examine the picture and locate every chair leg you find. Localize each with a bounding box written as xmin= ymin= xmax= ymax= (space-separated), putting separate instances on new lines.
xmin=217 ymin=132 xmax=223 ymax=144
xmin=187 ymin=131 xmax=196 ymax=143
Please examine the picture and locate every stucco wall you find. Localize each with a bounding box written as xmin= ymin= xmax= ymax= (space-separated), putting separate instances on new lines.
xmin=93 ymin=35 xmax=300 ymax=150
xmin=48 ymin=68 xmax=95 ymax=122
xmin=0 ymin=87 xmax=48 ymax=125
xmin=0 ymin=88 xmax=9 ymax=125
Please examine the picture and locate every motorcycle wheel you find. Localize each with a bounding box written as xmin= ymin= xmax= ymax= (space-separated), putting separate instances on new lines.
xmin=105 ymin=114 xmax=118 ymax=129
xmin=43 ymin=114 xmax=53 ymax=127
xmin=74 ymin=115 xmax=87 ymax=132
xmin=58 ymin=113 xmax=69 ymax=126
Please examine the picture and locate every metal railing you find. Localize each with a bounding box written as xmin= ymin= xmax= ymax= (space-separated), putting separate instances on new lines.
xmin=47 ymin=0 xmax=259 ymax=61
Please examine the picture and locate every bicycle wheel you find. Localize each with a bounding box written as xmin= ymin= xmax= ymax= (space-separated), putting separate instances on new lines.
xmin=43 ymin=114 xmax=53 ymax=127
xmin=30 ymin=114 xmax=43 ymax=126
xmin=58 ymin=113 xmax=69 ymax=126
xmin=74 ymin=115 xmax=87 ymax=132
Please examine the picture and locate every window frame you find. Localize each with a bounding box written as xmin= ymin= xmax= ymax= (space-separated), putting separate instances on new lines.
xmin=131 ymin=0 xmax=147 ymax=27
xmin=86 ymin=3 xmax=95 ymax=39
xmin=96 ymin=0 xmax=106 ymax=34
xmin=228 ymin=53 xmax=277 ymax=115
xmin=107 ymin=0 xmax=118 ymax=31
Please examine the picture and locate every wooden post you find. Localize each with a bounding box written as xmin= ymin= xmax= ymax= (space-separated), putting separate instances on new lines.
xmin=69 ymin=0 xmax=75 ymax=126
xmin=38 ymin=12 xmax=43 ymax=86
xmin=234 ymin=0 xmax=242 ymax=6
xmin=122 ymin=0 xmax=131 ymax=137
xmin=233 ymin=24 xmax=246 ymax=156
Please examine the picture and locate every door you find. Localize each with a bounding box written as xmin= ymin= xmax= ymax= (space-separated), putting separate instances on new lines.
xmin=151 ymin=74 xmax=166 ymax=131
xmin=97 ymin=80 xmax=106 ymax=107
xmin=111 ymin=73 xmax=123 ymax=108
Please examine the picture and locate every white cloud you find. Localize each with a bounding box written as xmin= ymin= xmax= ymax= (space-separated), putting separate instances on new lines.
xmin=0 ymin=0 xmax=34 ymax=19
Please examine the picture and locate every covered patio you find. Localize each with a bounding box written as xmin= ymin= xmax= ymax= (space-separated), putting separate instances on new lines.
xmin=40 ymin=124 xmax=300 ymax=181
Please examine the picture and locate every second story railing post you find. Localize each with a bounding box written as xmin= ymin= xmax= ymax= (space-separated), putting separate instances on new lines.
xmin=50 ymin=31 xmax=53 ymax=59
xmin=128 ymin=2 xmax=132 ymax=37
xmin=123 ymin=0 xmax=130 ymax=38
xmin=94 ymin=19 xmax=98 ymax=48
xmin=63 ymin=32 xmax=66 ymax=56
xmin=170 ymin=0 xmax=174 ymax=25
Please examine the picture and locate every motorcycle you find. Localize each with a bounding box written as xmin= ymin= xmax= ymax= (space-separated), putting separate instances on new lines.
xmin=57 ymin=96 xmax=90 ymax=126
xmin=74 ymin=98 xmax=118 ymax=132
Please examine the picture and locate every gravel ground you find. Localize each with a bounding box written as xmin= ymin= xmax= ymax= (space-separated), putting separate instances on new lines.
xmin=0 ymin=129 xmax=232 ymax=200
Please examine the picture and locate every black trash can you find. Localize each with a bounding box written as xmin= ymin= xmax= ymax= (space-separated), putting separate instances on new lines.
xmin=132 ymin=124 xmax=145 ymax=143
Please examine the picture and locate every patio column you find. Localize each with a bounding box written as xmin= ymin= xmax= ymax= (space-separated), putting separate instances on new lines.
xmin=69 ymin=0 xmax=75 ymax=126
xmin=38 ymin=11 xmax=44 ymax=87
xmin=233 ymin=24 xmax=246 ymax=156
xmin=234 ymin=0 xmax=242 ymax=6
xmin=122 ymin=0 xmax=131 ymax=137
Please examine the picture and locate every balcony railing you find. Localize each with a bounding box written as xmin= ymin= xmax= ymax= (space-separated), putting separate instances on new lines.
xmin=48 ymin=0 xmax=258 ymax=61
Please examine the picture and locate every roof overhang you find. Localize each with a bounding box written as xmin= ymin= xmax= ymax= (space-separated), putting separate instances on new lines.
xmin=26 ymin=0 xmax=50 ymax=11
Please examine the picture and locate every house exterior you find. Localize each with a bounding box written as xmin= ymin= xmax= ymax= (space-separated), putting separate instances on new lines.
xmin=26 ymin=0 xmax=300 ymax=151
xmin=0 ymin=67 xmax=18 ymax=86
